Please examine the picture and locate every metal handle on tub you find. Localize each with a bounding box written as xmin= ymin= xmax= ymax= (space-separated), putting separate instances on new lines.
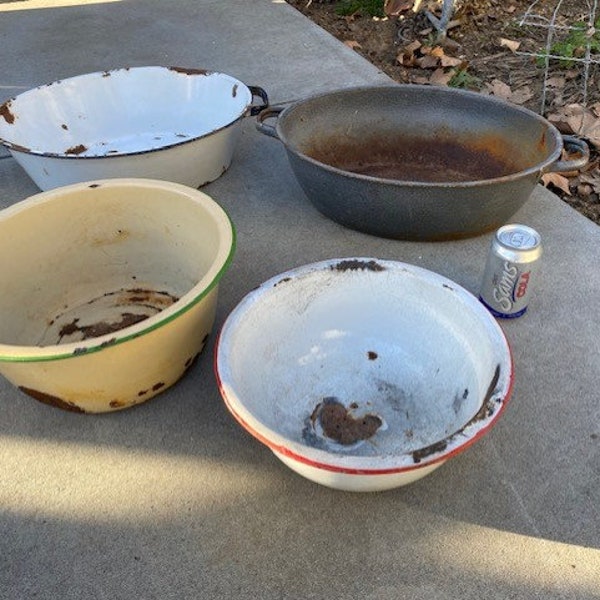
xmin=255 ymin=105 xmax=285 ymax=139
xmin=544 ymin=135 xmax=589 ymax=174
xmin=247 ymin=86 xmax=270 ymax=116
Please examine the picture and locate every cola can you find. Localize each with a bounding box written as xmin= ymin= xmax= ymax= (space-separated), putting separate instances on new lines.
xmin=479 ymin=224 xmax=542 ymax=318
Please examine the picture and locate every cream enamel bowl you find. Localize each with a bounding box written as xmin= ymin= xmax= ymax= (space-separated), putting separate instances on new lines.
xmin=215 ymin=258 xmax=513 ymax=491
xmin=0 ymin=178 xmax=235 ymax=413
xmin=0 ymin=66 xmax=268 ymax=191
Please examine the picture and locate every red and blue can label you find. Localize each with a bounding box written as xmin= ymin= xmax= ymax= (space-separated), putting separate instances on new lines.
xmin=479 ymin=224 xmax=542 ymax=318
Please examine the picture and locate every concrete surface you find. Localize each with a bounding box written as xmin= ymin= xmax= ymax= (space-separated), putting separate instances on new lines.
xmin=0 ymin=1 xmax=599 ymax=598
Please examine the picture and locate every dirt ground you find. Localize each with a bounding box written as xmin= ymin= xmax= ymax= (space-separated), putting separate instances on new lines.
xmin=287 ymin=0 xmax=600 ymax=225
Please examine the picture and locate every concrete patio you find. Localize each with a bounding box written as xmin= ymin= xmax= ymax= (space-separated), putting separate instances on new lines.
xmin=0 ymin=1 xmax=598 ymax=598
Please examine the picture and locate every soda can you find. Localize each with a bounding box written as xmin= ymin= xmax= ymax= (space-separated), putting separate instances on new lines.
xmin=479 ymin=224 xmax=542 ymax=318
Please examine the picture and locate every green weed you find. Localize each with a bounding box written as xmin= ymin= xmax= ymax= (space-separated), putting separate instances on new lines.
xmin=448 ymin=69 xmax=481 ymax=90
xmin=537 ymin=18 xmax=600 ymax=68
xmin=336 ymin=0 xmax=385 ymax=18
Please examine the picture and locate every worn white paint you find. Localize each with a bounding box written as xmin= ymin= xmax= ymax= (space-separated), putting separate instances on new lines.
xmin=216 ymin=258 xmax=513 ymax=491
xmin=0 ymin=66 xmax=256 ymax=189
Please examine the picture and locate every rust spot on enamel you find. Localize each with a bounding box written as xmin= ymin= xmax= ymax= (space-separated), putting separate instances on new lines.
xmin=184 ymin=351 xmax=201 ymax=369
xmin=332 ymin=259 xmax=385 ymax=272
xmin=0 ymin=101 xmax=15 ymax=124
xmin=99 ymin=337 xmax=117 ymax=348
xmin=20 ymin=386 xmax=85 ymax=413
xmin=7 ymin=142 xmax=30 ymax=153
xmin=55 ymin=288 xmax=179 ymax=344
xmin=274 ymin=277 xmax=292 ymax=287
xmin=472 ymin=365 xmax=501 ymax=422
xmin=410 ymin=365 xmax=503 ymax=464
xmin=311 ymin=397 xmax=382 ymax=445
xmin=60 ymin=313 xmax=150 ymax=341
xmin=65 ymin=144 xmax=87 ymax=155
xmin=168 ymin=66 xmax=209 ymax=76
xmin=412 ymin=440 xmax=448 ymax=464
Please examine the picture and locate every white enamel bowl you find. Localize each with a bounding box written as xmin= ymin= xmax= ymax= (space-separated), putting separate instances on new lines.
xmin=0 ymin=66 xmax=267 ymax=190
xmin=216 ymin=258 xmax=513 ymax=491
xmin=0 ymin=178 xmax=234 ymax=413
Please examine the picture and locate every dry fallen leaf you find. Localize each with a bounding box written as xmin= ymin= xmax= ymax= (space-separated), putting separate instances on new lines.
xmin=545 ymin=76 xmax=566 ymax=89
xmin=578 ymin=170 xmax=600 ymax=194
xmin=484 ymin=79 xmax=512 ymax=101
xmin=589 ymin=102 xmax=600 ymax=117
xmin=547 ymin=104 xmax=600 ymax=150
xmin=384 ymin=0 xmax=414 ymax=16
xmin=397 ymin=40 xmax=422 ymax=66
xmin=429 ymin=46 xmax=445 ymax=58
xmin=415 ymin=54 xmax=440 ymax=69
xmin=344 ymin=40 xmax=362 ymax=50
xmin=483 ymin=79 xmax=532 ymax=105
xmin=405 ymin=40 xmax=422 ymax=53
xmin=411 ymin=75 xmax=431 ymax=84
xmin=440 ymin=54 xmax=463 ymax=67
xmin=577 ymin=183 xmax=594 ymax=196
xmin=429 ymin=68 xmax=455 ymax=86
xmin=509 ymin=86 xmax=534 ymax=105
xmin=398 ymin=40 xmax=464 ymax=71
xmin=541 ymin=172 xmax=572 ymax=195
xmin=499 ymin=38 xmax=520 ymax=52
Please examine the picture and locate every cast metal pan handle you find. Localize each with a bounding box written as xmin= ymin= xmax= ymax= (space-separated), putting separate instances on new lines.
xmin=544 ymin=135 xmax=590 ymax=174
xmin=255 ymin=106 xmax=285 ymax=139
xmin=247 ymin=86 xmax=269 ymax=116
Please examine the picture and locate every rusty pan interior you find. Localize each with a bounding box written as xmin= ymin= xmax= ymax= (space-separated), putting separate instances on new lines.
xmin=279 ymin=86 xmax=562 ymax=185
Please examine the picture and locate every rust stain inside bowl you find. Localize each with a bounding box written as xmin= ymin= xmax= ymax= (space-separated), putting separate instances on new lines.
xmin=306 ymin=134 xmax=522 ymax=183
xmin=59 ymin=312 xmax=150 ymax=341
xmin=41 ymin=287 xmax=179 ymax=346
xmin=64 ymin=144 xmax=88 ymax=155
xmin=309 ymin=397 xmax=383 ymax=446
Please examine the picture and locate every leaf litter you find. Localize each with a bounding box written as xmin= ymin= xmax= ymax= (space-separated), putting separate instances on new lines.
xmin=287 ymin=0 xmax=600 ymax=225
